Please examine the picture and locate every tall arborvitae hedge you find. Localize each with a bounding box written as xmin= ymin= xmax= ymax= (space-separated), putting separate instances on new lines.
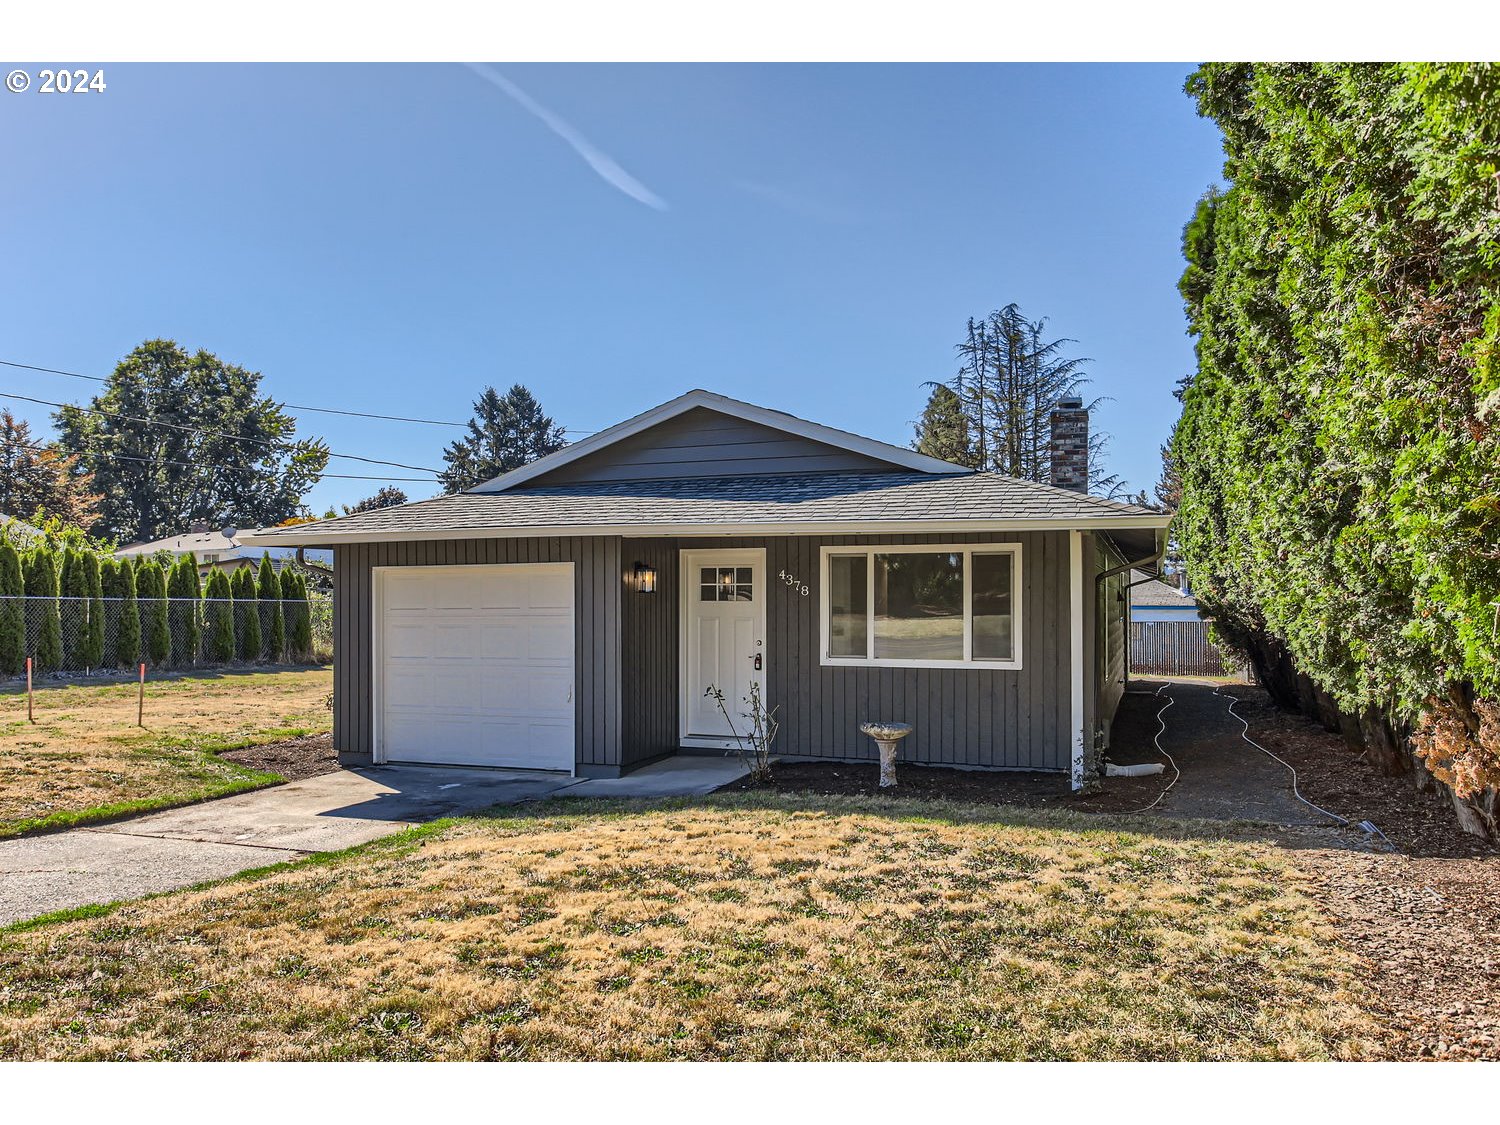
xmin=136 ymin=559 xmax=171 ymax=666
xmin=231 ymin=565 xmax=260 ymax=661
xmin=60 ymin=548 xmax=89 ymax=669
xmin=1172 ymin=63 xmax=1500 ymax=834
xmin=102 ymin=558 xmax=142 ymax=669
xmin=202 ymin=566 xmax=236 ymax=663
xmin=81 ymin=551 xmax=104 ymax=670
xmin=0 ymin=538 xmax=24 ymax=675
xmin=23 ymin=546 xmax=61 ymax=672
xmin=282 ymin=567 xmax=312 ymax=660
xmin=257 ymin=554 xmax=284 ymax=662
xmin=166 ymin=555 xmax=201 ymax=665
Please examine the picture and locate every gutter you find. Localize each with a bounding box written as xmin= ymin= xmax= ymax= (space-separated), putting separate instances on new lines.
xmin=238 ymin=514 xmax=1174 ymax=548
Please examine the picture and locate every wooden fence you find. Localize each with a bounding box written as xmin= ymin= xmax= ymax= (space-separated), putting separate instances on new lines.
xmin=1130 ymin=620 xmax=1238 ymax=677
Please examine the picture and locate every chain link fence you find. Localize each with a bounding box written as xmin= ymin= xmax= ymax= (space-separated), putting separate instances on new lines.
xmin=2 ymin=593 xmax=332 ymax=677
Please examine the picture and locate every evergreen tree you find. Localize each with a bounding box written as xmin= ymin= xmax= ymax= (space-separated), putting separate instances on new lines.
xmin=60 ymin=548 xmax=90 ymax=669
xmin=0 ymin=537 xmax=24 ymax=675
xmin=1173 ymin=63 xmax=1500 ymax=812
xmin=257 ymin=554 xmax=285 ymax=662
xmin=343 ymin=486 xmax=408 ymax=514
xmin=928 ymin=304 xmax=1124 ymax=492
xmin=439 ymin=384 xmax=567 ymax=493
xmin=23 ymin=546 xmax=61 ymax=673
xmin=81 ymin=550 xmax=104 ymax=670
xmin=231 ymin=565 xmax=261 ymax=661
xmin=281 ymin=568 xmax=312 ymax=660
xmin=136 ymin=559 xmax=170 ymax=666
xmin=203 ymin=566 xmax=235 ymax=663
xmin=103 ymin=558 xmax=142 ymax=669
xmin=166 ymin=554 xmax=201 ymax=666
xmin=912 ymin=384 xmax=975 ymax=465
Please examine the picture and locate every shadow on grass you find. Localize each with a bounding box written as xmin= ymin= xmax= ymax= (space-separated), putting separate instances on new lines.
xmin=0 ymin=664 xmax=331 ymax=696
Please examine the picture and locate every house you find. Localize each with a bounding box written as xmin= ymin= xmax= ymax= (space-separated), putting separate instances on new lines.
xmin=242 ymin=390 xmax=1171 ymax=789
xmin=117 ymin=522 xmax=333 ymax=578
xmin=0 ymin=514 xmax=42 ymax=547
xmin=1128 ymin=568 xmax=1202 ymax=622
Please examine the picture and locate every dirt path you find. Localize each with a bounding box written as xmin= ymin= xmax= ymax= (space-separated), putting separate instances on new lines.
xmin=1109 ymin=679 xmax=1500 ymax=1060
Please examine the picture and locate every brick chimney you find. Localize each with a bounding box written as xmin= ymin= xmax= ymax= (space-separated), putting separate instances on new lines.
xmin=1049 ymin=397 xmax=1089 ymax=493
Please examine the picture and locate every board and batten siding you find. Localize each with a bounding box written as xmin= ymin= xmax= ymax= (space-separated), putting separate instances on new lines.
xmin=518 ymin=407 xmax=901 ymax=486
xmin=335 ymin=529 xmax=1077 ymax=774
xmin=620 ymin=530 xmax=1074 ymax=771
xmin=332 ymin=537 xmax=623 ymax=772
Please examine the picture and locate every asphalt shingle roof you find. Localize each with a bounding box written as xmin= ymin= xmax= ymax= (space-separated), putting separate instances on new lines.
xmin=1129 ymin=568 xmax=1196 ymax=607
xmin=248 ymin=471 xmax=1164 ymax=544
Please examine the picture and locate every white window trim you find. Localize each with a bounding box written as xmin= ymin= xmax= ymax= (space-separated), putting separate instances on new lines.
xmin=817 ymin=543 xmax=1023 ymax=670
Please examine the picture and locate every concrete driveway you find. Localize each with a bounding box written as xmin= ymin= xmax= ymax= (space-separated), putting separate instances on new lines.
xmin=0 ymin=756 xmax=747 ymax=926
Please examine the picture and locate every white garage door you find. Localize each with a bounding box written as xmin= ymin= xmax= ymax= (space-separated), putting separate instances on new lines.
xmin=377 ymin=563 xmax=575 ymax=771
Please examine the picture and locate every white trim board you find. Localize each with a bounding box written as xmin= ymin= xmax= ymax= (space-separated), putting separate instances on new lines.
xmin=678 ymin=547 xmax=768 ymax=752
xmin=816 ymin=543 xmax=1023 ymax=671
xmin=1069 ymin=530 xmax=1086 ymax=792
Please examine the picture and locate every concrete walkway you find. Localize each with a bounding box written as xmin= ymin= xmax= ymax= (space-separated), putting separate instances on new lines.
xmin=1107 ymin=679 xmax=1326 ymax=825
xmin=0 ymin=755 xmax=748 ymax=927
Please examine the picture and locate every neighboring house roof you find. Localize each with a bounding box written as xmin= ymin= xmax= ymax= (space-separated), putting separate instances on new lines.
xmin=0 ymin=514 xmax=42 ymax=546
xmin=243 ymin=470 xmax=1169 ymax=546
xmin=473 ymin=388 xmax=971 ymax=492
xmin=1129 ymin=569 xmax=1195 ymax=607
xmin=117 ymin=527 xmax=332 ymax=566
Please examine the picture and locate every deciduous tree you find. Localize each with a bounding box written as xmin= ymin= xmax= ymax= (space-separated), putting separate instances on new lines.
xmin=53 ymin=340 xmax=330 ymax=542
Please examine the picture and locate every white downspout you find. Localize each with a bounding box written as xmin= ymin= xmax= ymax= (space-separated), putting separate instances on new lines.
xmin=1070 ymin=529 xmax=1085 ymax=791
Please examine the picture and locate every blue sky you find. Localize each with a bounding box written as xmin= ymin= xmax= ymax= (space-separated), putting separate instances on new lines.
xmin=0 ymin=63 xmax=1224 ymax=514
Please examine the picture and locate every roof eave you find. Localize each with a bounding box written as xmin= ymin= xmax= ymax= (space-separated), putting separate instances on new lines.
xmin=238 ymin=512 xmax=1173 ymax=547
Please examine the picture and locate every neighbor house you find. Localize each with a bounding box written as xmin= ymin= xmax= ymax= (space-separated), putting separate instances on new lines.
xmin=243 ymin=390 xmax=1171 ymax=789
xmin=0 ymin=514 xmax=42 ymax=547
xmin=117 ymin=522 xmax=333 ymax=578
xmin=1128 ymin=568 xmax=1202 ymax=622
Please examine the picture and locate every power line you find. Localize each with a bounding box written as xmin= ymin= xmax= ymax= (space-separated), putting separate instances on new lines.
xmin=0 ymin=391 xmax=442 ymax=476
xmin=0 ymin=357 xmax=598 ymax=434
xmin=0 ymin=434 xmax=432 ymax=483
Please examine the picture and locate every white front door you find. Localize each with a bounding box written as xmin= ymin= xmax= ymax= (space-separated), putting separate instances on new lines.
xmin=377 ymin=563 xmax=575 ymax=771
xmin=681 ymin=549 xmax=766 ymax=747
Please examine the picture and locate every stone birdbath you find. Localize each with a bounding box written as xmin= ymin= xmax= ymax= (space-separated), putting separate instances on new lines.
xmin=860 ymin=722 xmax=913 ymax=789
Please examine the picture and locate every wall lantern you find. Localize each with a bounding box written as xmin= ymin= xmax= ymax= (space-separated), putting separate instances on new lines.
xmin=634 ymin=562 xmax=658 ymax=594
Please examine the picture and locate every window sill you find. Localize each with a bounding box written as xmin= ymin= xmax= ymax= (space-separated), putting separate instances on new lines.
xmin=821 ymin=656 xmax=1023 ymax=671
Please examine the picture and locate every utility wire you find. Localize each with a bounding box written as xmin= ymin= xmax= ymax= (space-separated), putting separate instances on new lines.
xmin=0 ymin=434 xmax=431 ymax=482
xmin=0 ymin=357 xmax=597 ymax=434
xmin=0 ymin=391 xmax=442 ymax=475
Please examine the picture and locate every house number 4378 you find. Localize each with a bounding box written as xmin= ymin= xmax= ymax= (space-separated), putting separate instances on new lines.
xmin=778 ymin=569 xmax=810 ymax=596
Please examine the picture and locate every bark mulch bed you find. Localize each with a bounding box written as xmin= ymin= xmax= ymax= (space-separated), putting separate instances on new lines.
xmin=219 ymin=733 xmax=339 ymax=782
xmin=1215 ymin=689 xmax=1500 ymax=1061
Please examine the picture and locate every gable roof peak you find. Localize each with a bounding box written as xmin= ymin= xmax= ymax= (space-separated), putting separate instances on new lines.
xmin=470 ymin=388 xmax=973 ymax=493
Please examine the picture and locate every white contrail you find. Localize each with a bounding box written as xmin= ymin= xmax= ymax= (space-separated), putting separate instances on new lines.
xmin=461 ymin=62 xmax=668 ymax=212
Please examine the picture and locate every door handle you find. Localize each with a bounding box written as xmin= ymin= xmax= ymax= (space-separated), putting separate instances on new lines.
xmin=751 ymin=654 xmax=762 ymax=671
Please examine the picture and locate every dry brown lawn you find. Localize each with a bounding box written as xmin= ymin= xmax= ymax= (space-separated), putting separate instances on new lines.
xmin=0 ymin=668 xmax=332 ymax=836
xmin=0 ymin=797 xmax=1379 ymax=1060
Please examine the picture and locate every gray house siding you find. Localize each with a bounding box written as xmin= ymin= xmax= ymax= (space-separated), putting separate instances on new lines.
xmin=332 ymin=536 xmax=623 ymax=771
xmin=334 ymin=528 xmax=1078 ymax=774
xmin=519 ymin=407 xmax=903 ymax=486
xmin=620 ymin=537 xmax=680 ymax=769
xmin=619 ymin=530 xmax=1073 ymax=770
